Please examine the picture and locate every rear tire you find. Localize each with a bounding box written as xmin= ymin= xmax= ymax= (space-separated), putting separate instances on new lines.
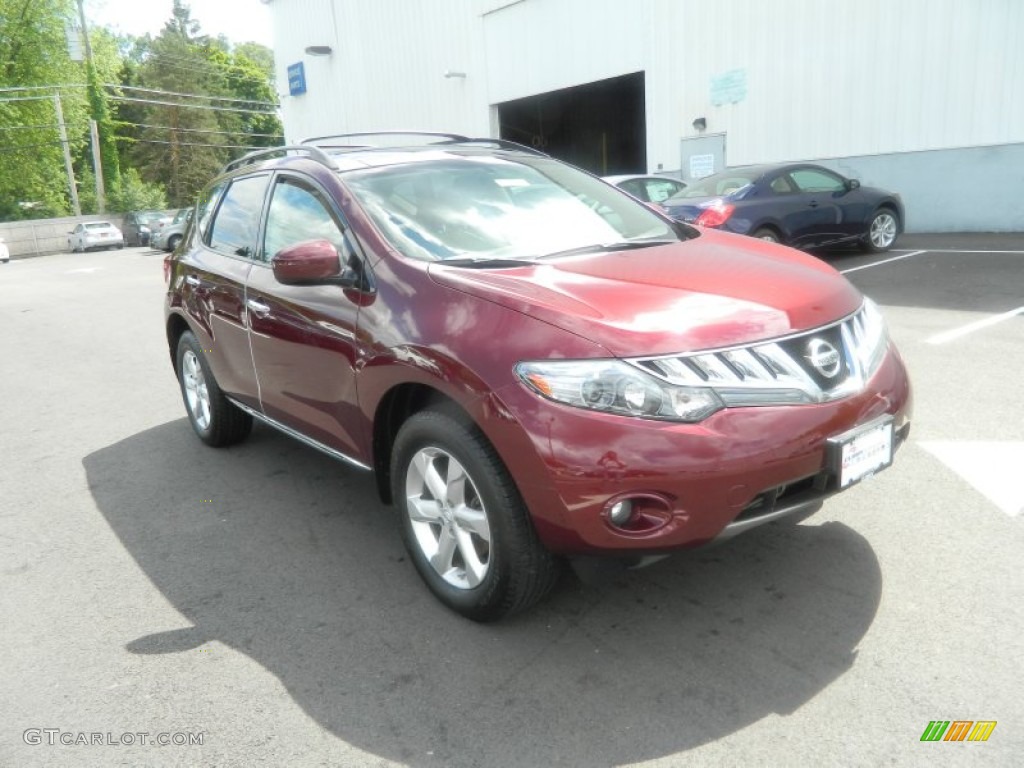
xmin=168 ymin=234 xmax=182 ymax=251
xmin=175 ymin=331 xmax=252 ymax=447
xmin=391 ymin=409 xmax=560 ymax=621
xmin=751 ymin=227 xmax=781 ymax=243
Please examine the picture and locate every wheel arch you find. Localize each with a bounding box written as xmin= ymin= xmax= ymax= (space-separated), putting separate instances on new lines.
xmin=166 ymin=313 xmax=192 ymax=374
xmin=371 ymin=383 xmax=474 ymax=505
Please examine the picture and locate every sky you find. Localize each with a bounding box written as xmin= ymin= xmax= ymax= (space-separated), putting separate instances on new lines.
xmin=84 ymin=0 xmax=273 ymax=48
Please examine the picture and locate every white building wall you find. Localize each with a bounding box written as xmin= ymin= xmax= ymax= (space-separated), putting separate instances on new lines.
xmin=647 ymin=0 xmax=1024 ymax=169
xmin=270 ymin=0 xmax=488 ymax=141
xmin=268 ymin=0 xmax=1024 ymax=230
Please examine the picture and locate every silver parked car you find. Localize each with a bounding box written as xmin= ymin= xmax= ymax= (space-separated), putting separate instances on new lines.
xmin=151 ymin=208 xmax=192 ymax=251
xmin=0 ymin=236 xmax=9 ymax=264
xmin=68 ymin=221 xmax=124 ymax=252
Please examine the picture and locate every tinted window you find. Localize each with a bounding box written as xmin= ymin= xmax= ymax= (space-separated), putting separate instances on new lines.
xmin=263 ymin=177 xmax=346 ymax=262
xmin=790 ymin=168 xmax=844 ymax=193
xmin=618 ymin=179 xmax=649 ymax=201
xmin=671 ymin=170 xmax=759 ymax=199
xmin=207 ymin=175 xmax=269 ymax=258
xmin=644 ymin=178 xmax=686 ymax=203
xmin=197 ymin=182 xmax=227 ymax=241
xmin=770 ymin=175 xmax=795 ymax=194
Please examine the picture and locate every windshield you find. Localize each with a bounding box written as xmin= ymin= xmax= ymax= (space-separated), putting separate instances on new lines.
xmin=667 ymin=169 xmax=761 ymax=201
xmin=343 ymin=155 xmax=678 ymax=262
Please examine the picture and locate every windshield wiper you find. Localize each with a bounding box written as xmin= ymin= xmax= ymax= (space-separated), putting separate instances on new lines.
xmin=438 ymin=256 xmax=536 ymax=269
xmin=539 ymin=239 xmax=678 ymax=260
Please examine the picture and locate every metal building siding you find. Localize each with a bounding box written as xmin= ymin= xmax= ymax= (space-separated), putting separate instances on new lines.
xmin=271 ymin=0 xmax=1022 ymax=169
xmin=271 ymin=0 xmax=488 ymax=141
xmin=482 ymin=0 xmax=650 ymax=104
xmin=651 ymin=0 xmax=1024 ymax=168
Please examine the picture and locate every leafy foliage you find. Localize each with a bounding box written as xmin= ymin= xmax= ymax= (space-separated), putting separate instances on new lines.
xmin=0 ymin=0 xmax=281 ymax=220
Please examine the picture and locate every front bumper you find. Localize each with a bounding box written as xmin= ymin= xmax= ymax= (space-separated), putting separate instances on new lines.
xmin=494 ymin=346 xmax=911 ymax=556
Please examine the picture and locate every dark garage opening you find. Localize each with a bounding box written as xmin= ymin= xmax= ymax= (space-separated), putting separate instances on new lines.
xmin=497 ymin=72 xmax=646 ymax=176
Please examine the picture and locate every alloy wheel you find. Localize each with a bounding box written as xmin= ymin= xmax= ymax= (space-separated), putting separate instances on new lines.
xmin=181 ymin=350 xmax=211 ymax=431
xmin=870 ymin=212 xmax=897 ymax=249
xmin=404 ymin=447 xmax=491 ymax=589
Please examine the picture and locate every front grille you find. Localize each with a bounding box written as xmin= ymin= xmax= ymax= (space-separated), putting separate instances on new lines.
xmin=630 ymin=302 xmax=886 ymax=406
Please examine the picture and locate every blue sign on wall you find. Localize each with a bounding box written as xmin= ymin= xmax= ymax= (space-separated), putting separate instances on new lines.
xmin=287 ymin=62 xmax=307 ymax=96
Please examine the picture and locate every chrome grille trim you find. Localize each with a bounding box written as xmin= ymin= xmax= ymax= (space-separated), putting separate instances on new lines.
xmin=629 ymin=303 xmax=886 ymax=406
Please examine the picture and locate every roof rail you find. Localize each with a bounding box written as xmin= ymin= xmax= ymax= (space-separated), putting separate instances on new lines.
xmin=301 ymin=131 xmax=471 ymax=148
xmin=436 ymin=137 xmax=547 ymax=157
xmin=221 ymin=145 xmax=336 ymax=175
xmin=299 ymin=132 xmax=546 ymax=156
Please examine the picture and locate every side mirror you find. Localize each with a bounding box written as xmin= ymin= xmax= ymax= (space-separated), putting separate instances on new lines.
xmin=272 ymin=239 xmax=357 ymax=287
xmin=845 ymin=178 xmax=861 ymax=191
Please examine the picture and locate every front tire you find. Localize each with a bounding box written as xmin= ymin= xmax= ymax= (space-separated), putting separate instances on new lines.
xmin=391 ymin=409 xmax=560 ymax=621
xmin=175 ymin=331 xmax=252 ymax=447
xmin=861 ymin=209 xmax=899 ymax=252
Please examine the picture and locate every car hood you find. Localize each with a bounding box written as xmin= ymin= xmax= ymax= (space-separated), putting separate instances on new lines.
xmin=427 ymin=228 xmax=862 ymax=357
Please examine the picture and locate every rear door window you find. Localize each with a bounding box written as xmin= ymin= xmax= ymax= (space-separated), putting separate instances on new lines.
xmin=206 ymin=175 xmax=270 ymax=258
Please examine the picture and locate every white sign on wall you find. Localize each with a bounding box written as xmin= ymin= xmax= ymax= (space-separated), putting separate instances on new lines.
xmin=689 ymin=154 xmax=716 ymax=179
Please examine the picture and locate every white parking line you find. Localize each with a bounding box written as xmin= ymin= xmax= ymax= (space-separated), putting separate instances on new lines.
xmin=921 ymin=441 xmax=1024 ymax=518
xmin=839 ymin=250 xmax=928 ymax=274
xmin=926 ymin=305 xmax=1024 ymax=345
xmin=897 ymin=249 xmax=1024 ymax=254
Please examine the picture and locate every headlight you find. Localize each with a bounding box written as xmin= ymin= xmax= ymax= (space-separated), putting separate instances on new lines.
xmin=854 ymin=297 xmax=888 ymax=377
xmin=515 ymin=360 xmax=724 ymax=423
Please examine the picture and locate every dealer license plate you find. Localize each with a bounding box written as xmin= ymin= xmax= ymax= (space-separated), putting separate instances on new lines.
xmin=828 ymin=417 xmax=894 ymax=489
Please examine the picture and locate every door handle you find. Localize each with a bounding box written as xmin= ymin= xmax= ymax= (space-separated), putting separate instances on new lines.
xmin=185 ymin=275 xmax=201 ymax=287
xmin=808 ymin=200 xmax=819 ymax=208
xmin=246 ymin=298 xmax=271 ymax=318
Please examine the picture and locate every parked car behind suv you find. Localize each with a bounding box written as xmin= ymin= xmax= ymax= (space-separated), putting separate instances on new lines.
xmin=152 ymin=207 xmax=192 ymax=251
xmin=164 ymin=133 xmax=912 ymax=620
xmin=69 ymin=221 xmax=123 ymax=252
xmin=660 ymin=163 xmax=904 ymax=252
xmin=123 ymin=210 xmax=170 ymax=246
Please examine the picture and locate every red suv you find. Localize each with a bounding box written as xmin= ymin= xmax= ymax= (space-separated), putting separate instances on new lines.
xmin=164 ymin=133 xmax=911 ymax=621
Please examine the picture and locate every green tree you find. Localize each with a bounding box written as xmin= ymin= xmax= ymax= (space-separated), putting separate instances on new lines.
xmin=0 ymin=0 xmax=85 ymax=220
xmin=122 ymin=1 xmax=281 ymax=207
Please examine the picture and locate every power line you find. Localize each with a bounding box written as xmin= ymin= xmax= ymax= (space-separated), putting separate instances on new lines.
xmin=119 ymin=137 xmax=262 ymax=150
xmin=118 ymin=121 xmax=282 ymax=138
xmin=0 ymin=84 xmax=88 ymax=94
xmin=134 ymin=56 xmax=271 ymax=84
xmin=0 ymin=123 xmax=86 ymax=132
xmin=0 ymin=141 xmax=65 ymax=154
xmin=107 ymin=83 xmax=277 ymax=108
xmin=107 ymin=95 xmax=277 ymax=116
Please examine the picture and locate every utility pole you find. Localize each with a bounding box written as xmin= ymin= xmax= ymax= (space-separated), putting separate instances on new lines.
xmin=90 ymin=119 xmax=106 ymax=212
xmin=53 ymin=92 xmax=82 ymax=217
xmin=76 ymin=0 xmax=95 ymax=68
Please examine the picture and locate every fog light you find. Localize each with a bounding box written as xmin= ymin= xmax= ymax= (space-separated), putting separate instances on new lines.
xmin=608 ymin=499 xmax=634 ymax=526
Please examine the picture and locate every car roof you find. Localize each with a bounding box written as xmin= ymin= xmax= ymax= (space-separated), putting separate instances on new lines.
xmin=218 ymin=135 xmax=548 ymax=179
xmin=602 ymin=174 xmax=684 ymax=184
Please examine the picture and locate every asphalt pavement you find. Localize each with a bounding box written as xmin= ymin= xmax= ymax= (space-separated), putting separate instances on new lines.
xmin=1 ymin=236 xmax=1021 ymax=767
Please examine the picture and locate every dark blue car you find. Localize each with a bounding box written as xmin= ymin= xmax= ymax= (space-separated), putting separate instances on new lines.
xmin=661 ymin=163 xmax=904 ymax=252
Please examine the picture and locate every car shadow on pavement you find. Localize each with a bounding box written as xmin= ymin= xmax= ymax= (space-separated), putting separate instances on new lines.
xmin=84 ymin=420 xmax=882 ymax=767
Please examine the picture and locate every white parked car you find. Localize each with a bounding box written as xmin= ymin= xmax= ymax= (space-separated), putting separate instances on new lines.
xmin=68 ymin=221 xmax=124 ymax=252
xmin=0 ymin=236 xmax=9 ymax=264
xmin=603 ymin=174 xmax=688 ymax=205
